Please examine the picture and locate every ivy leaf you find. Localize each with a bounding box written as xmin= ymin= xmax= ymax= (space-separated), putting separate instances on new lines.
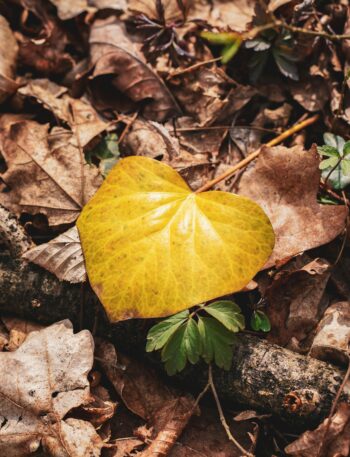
xmin=161 ymin=318 xmax=202 ymax=375
xmin=204 ymin=300 xmax=245 ymax=332
xmin=146 ymin=310 xmax=189 ymax=352
xmin=250 ymin=310 xmax=271 ymax=332
xmin=77 ymin=156 xmax=274 ymax=322
xmin=197 ymin=316 xmax=236 ymax=370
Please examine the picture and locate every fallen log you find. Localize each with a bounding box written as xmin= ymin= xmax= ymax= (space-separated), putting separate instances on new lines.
xmin=0 ymin=206 xmax=348 ymax=428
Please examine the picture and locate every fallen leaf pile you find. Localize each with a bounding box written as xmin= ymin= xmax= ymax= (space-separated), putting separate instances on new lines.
xmin=1 ymin=0 xmax=350 ymax=454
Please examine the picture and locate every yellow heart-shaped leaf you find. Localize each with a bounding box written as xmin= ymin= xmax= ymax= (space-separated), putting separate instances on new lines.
xmin=77 ymin=156 xmax=274 ymax=321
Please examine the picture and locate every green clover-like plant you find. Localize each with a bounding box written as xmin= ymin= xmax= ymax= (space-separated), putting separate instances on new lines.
xmin=317 ymin=133 xmax=350 ymax=190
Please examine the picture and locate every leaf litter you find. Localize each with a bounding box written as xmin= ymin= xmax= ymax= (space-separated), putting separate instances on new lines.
xmin=1 ymin=0 xmax=350 ymax=455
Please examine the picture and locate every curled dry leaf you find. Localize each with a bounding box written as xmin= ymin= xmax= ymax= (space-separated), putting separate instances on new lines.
xmin=0 ymin=119 xmax=102 ymax=226
xmin=19 ymin=79 xmax=109 ymax=147
xmin=238 ymin=145 xmax=348 ymax=267
xmin=285 ymin=403 xmax=350 ymax=457
xmin=0 ymin=320 xmax=104 ymax=457
xmin=49 ymin=0 xmax=127 ymax=20
xmin=23 ymin=226 xmax=86 ymax=283
xmin=0 ymin=15 xmax=19 ymax=102
xmin=310 ymin=301 xmax=350 ymax=365
xmin=96 ymin=340 xmax=195 ymax=456
xmin=264 ymin=257 xmax=331 ymax=352
xmin=89 ymin=18 xmax=181 ymax=122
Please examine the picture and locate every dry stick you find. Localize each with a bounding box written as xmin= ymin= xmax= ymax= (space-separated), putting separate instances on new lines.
xmin=118 ymin=110 xmax=139 ymax=144
xmin=195 ymin=114 xmax=320 ymax=193
xmin=167 ymin=57 xmax=222 ymax=79
xmin=208 ymin=365 xmax=254 ymax=457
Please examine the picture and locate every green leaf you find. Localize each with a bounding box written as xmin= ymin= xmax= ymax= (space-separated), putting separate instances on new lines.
xmin=343 ymin=142 xmax=350 ymax=157
xmin=146 ymin=310 xmax=189 ymax=352
xmin=341 ymin=159 xmax=350 ymax=176
xmin=161 ymin=317 xmax=202 ymax=375
xmin=200 ymin=31 xmax=240 ymax=45
xmin=221 ymin=39 xmax=242 ymax=64
xmin=250 ymin=310 xmax=271 ymax=332
xmin=86 ymin=133 xmax=120 ymax=177
xmin=204 ymin=300 xmax=245 ymax=332
xmin=197 ymin=316 xmax=236 ymax=370
xmin=317 ymin=145 xmax=340 ymax=158
xmin=319 ymin=157 xmax=339 ymax=170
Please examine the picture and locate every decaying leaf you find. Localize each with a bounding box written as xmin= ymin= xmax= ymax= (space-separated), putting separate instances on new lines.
xmin=19 ymin=79 xmax=109 ymax=147
xmin=77 ymin=156 xmax=274 ymax=321
xmin=238 ymin=145 xmax=348 ymax=267
xmin=23 ymin=226 xmax=86 ymax=283
xmin=264 ymin=257 xmax=331 ymax=352
xmin=0 ymin=320 xmax=103 ymax=457
xmin=96 ymin=340 xmax=195 ymax=456
xmin=0 ymin=15 xmax=18 ymax=103
xmin=0 ymin=119 xmax=102 ymax=226
xmin=1 ymin=316 xmax=44 ymax=351
xmin=285 ymin=403 xmax=350 ymax=457
xmin=89 ymin=18 xmax=181 ymax=122
xmin=128 ymin=0 xmax=191 ymax=23
xmin=49 ymin=0 xmax=127 ymax=20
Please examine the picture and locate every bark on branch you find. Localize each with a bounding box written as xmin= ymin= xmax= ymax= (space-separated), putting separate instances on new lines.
xmin=0 ymin=248 xmax=348 ymax=428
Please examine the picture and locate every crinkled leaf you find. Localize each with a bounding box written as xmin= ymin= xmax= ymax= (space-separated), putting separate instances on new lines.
xmin=251 ymin=310 xmax=271 ymax=332
xmin=146 ymin=310 xmax=189 ymax=352
xmin=204 ymin=300 xmax=245 ymax=332
xmin=78 ymin=156 xmax=274 ymax=321
xmin=197 ymin=316 xmax=236 ymax=370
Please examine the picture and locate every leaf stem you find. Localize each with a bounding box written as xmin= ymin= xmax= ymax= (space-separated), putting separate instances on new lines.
xmin=209 ymin=365 xmax=254 ymax=457
xmin=195 ymin=114 xmax=319 ymax=193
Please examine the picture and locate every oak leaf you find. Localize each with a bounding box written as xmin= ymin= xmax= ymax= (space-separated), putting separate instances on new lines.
xmin=77 ymin=156 xmax=274 ymax=321
xmin=0 ymin=320 xmax=103 ymax=457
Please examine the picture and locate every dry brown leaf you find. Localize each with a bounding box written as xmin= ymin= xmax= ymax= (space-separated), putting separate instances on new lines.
xmin=0 ymin=120 xmax=102 ymax=226
xmin=290 ymin=78 xmax=330 ymax=112
xmin=264 ymin=257 xmax=331 ymax=351
xmin=128 ymin=0 xmax=191 ymax=23
xmin=0 ymin=320 xmax=104 ymax=457
xmin=89 ymin=18 xmax=181 ymax=122
xmin=1 ymin=316 xmax=44 ymax=351
xmin=23 ymin=226 xmax=86 ymax=283
xmin=285 ymin=403 xmax=350 ymax=457
xmin=96 ymin=340 xmax=195 ymax=456
xmin=169 ymin=406 xmax=258 ymax=457
xmin=0 ymin=15 xmax=19 ymax=102
xmin=190 ymin=0 xmax=255 ymax=32
xmin=19 ymin=79 xmax=109 ymax=147
xmin=238 ymin=145 xmax=348 ymax=267
xmin=310 ymin=301 xmax=350 ymax=365
xmin=49 ymin=0 xmax=127 ymax=20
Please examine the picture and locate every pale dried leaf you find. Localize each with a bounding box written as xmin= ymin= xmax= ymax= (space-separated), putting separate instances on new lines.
xmin=23 ymin=226 xmax=86 ymax=283
xmin=1 ymin=317 xmax=44 ymax=351
xmin=0 ymin=320 xmax=103 ymax=457
xmin=238 ymin=145 xmax=348 ymax=267
xmin=0 ymin=120 xmax=102 ymax=226
xmin=49 ymin=0 xmax=126 ymax=20
xmin=128 ymin=0 xmax=191 ymax=22
xmin=89 ymin=18 xmax=180 ymax=122
xmin=19 ymin=79 xmax=109 ymax=147
xmin=0 ymin=15 xmax=19 ymax=102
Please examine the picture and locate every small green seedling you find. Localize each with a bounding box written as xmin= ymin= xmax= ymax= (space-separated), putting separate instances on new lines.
xmin=317 ymin=133 xmax=350 ymax=190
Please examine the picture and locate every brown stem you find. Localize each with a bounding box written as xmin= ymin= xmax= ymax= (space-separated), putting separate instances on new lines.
xmin=195 ymin=114 xmax=319 ymax=193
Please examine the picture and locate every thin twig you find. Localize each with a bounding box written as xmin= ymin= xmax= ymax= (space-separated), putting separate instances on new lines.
xmin=209 ymin=365 xmax=254 ymax=457
xmin=167 ymin=57 xmax=222 ymax=79
xmin=118 ymin=110 xmax=139 ymax=144
xmin=195 ymin=114 xmax=319 ymax=193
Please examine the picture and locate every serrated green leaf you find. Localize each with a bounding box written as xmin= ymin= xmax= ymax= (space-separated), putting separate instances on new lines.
xmin=197 ymin=316 xmax=236 ymax=370
xmin=161 ymin=317 xmax=201 ymax=375
xmin=204 ymin=300 xmax=245 ymax=332
xmin=251 ymin=310 xmax=271 ymax=332
xmin=319 ymin=157 xmax=339 ymax=170
xmin=146 ymin=310 xmax=189 ymax=352
xmin=317 ymin=145 xmax=340 ymax=158
xmin=343 ymin=142 xmax=350 ymax=157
